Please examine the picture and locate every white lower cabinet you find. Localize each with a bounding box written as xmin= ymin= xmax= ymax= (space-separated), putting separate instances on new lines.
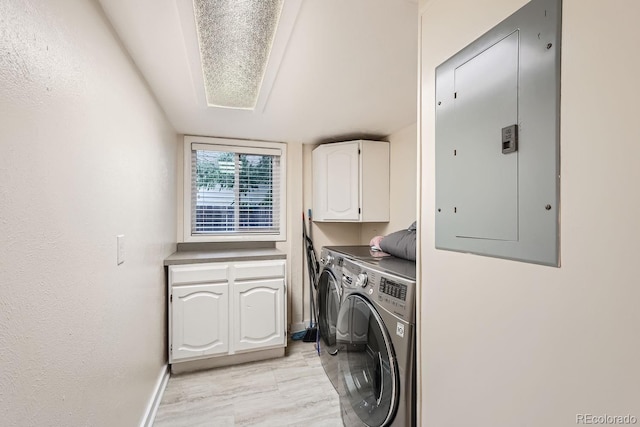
xmin=171 ymin=283 xmax=229 ymax=361
xmin=233 ymin=278 xmax=285 ymax=353
xmin=169 ymin=259 xmax=286 ymax=365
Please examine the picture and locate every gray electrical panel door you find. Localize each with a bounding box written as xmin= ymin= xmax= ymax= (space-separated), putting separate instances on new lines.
xmin=435 ymin=0 xmax=561 ymax=266
xmin=453 ymin=31 xmax=519 ymax=241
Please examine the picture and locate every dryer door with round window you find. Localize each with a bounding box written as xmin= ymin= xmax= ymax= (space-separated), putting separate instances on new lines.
xmin=336 ymin=294 xmax=399 ymax=427
xmin=317 ymin=268 xmax=342 ymax=389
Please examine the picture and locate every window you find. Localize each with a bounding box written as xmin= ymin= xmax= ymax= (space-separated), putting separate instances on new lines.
xmin=183 ymin=136 xmax=286 ymax=242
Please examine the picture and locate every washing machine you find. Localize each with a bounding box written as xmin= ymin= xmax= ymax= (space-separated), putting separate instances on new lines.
xmin=336 ymin=257 xmax=416 ymax=427
xmin=316 ymin=247 xmax=346 ymax=391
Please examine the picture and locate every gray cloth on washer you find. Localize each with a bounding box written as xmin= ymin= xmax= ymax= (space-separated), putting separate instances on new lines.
xmin=379 ymin=222 xmax=416 ymax=261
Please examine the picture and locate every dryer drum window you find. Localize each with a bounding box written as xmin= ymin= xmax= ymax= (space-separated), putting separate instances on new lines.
xmin=337 ymin=294 xmax=399 ymax=426
xmin=317 ymin=270 xmax=340 ymax=348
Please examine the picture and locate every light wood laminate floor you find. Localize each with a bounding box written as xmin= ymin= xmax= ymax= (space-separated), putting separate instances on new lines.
xmin=154 ymin=340 xmax=343 ymax=427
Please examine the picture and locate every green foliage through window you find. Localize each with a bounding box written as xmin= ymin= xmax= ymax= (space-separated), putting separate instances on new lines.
xmin=193 ymin=149 xmax=277 ymax=233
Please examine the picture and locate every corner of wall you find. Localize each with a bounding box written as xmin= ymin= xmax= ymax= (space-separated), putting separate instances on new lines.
xmin=176 ymin=134 xmax=184 ymax=243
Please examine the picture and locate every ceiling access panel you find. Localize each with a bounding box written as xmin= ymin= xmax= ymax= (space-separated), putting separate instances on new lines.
xmin=434 ymin=0 xmax=561 ymax=266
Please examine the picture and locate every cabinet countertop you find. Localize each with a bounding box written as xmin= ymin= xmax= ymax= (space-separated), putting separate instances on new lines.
xmin=164 ymin=247 xmax=286 ymax=266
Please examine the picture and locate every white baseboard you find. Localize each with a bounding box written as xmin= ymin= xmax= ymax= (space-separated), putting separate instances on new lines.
xmin=171 ymin=347 xmax=285 ymax=375
xmin=140 ymin=365 xmax=170 ymax=427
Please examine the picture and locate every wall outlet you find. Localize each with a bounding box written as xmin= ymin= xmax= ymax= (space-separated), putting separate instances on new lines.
xmin=117 ymin=235 xmax=125 ymax=265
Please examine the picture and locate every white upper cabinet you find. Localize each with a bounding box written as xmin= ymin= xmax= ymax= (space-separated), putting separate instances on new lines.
xmin=313 ymin=141 xmax=360 ymax=220
xmin=312 ymin=140 xmax=390 ymax=222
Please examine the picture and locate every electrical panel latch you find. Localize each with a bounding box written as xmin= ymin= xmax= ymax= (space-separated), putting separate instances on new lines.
xmin=502 ymin=124 xmax=518 ymax=154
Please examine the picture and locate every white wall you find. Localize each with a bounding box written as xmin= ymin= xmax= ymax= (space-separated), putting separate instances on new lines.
xmin=277 ymin=142 xmax=305 ymax=334
xmin=361 ymin=123 xmax=418 ymax=243
xmin=419 ymin=1 xmax=640 ymax=426
xmin=0 ymin=1 xmax=177 ymax=425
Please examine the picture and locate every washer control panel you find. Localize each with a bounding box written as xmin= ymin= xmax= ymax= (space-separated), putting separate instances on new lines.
xmin=320 ymin=248 xmax=344 ymax=272
xmin=342 ymin=258 xmax=415 ymax=322
xmin=380 ymin=277 xmax=407 ymax=301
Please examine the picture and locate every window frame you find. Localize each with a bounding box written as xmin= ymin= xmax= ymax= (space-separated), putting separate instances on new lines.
xmin=182 ymin=135 xmax=287 ymax=242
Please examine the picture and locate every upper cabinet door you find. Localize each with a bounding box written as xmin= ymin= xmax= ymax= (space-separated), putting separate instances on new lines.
xmin=313 ymin=141 xmax=360 ymax=221
xmin=171 ymin=283 xmax=229 ymax=362
xmin=313 ymin=140 xmax=390 ymax=222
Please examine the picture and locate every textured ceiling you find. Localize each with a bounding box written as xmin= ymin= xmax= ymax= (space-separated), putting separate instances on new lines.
xmin=98 ymin=0 xmax=418 ymax=144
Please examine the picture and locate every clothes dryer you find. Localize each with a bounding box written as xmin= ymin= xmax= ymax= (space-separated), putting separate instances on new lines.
xmin=336 ymin=257 xmax=416 ymax=427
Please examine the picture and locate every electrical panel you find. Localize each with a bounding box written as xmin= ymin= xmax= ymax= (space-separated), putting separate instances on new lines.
xmin=435 ymin=0 xmax=561 ymax=266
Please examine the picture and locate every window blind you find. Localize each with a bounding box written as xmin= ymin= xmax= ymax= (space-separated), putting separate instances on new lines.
xmin=191 ymin=145 xmax=281 ymax=235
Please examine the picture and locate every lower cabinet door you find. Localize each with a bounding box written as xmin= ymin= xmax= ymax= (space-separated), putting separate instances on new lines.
xmin=232 ymin=278 xmax=285 ymax=353
xmin=171 ymin=283 xmax=229 ymax=362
